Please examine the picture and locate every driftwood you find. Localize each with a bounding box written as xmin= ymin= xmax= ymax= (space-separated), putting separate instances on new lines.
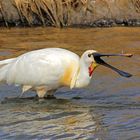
xmin=0 ymin=0 xmax=140 ymax=27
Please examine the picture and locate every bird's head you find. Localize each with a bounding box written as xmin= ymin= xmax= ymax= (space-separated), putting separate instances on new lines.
xmin=81 ymin=50 xmax=133 ymax=77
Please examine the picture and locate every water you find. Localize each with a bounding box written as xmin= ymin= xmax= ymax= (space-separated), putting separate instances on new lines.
xmin=0 ymin=27 xmax=140 ymax=140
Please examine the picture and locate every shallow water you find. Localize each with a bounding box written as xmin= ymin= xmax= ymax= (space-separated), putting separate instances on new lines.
xmin=0 ymin=27 xmax=140 ymax=140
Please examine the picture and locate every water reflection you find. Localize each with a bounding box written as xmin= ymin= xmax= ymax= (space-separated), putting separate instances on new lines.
xmin=0 ymin=98 xmax=106 ymax=139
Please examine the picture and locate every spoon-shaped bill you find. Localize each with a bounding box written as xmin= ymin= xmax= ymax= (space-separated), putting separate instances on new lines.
xmin=93 ymin=53 xmax=133 ymax=58
xmin=93 ymin=53 xmax=132 ymax=78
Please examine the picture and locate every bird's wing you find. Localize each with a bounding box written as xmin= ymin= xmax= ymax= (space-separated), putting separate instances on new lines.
xmin=4 ymin=48 xmax=79 ymax=87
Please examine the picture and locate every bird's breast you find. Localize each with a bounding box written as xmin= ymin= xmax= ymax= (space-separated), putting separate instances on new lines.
xmin=60 ymin=63 xmax=75 ymax=86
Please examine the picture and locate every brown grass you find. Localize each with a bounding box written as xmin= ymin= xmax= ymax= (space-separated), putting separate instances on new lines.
xmin=13 ymin=0 xmax=88 ymax=27
xmin=0 ymin=0 xmax=139 ymax=27
xmin=132 ymin=0 xmax=140 ymax=13
xmin=0 ymin=1 xmax=9 ymax=27
xmin=13 ymin=0 xmax=61 ymax=27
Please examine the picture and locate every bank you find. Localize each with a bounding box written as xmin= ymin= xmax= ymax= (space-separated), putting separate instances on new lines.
xmin=0 ymin=0 xmax=140 ymax=27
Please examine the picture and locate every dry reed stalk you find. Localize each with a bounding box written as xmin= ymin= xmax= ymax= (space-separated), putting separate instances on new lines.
xmin=0 ymin=1 xmax=9 ymax=27
xmin=14 ymin=0 xmax=29 ymax=24
xmin=13 ymin=0 xmax=67 ymax=27
xmin=132 ymin=0 xmax=140 ymax=13
xmin=13 ymin=0 xmax=88 ymax=27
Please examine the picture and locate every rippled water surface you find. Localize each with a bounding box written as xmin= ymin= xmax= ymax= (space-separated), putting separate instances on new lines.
xmin=0 ymin=27 xmax=140 ymax=140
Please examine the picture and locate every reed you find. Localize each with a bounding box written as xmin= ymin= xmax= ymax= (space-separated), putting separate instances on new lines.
xmin=0 ymin=1 xmax=9 ymax=27
xmin=132 ymin=0 xmax=140 ymax=13
xmin=0 ymin=0 xmax=139 ymax=27
xmin=13 ymin=0 xmax=88 ymax=27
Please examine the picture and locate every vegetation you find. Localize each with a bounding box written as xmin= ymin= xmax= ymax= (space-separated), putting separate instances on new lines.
xmin=13 ymin=0 xmax=92 ymax=27
xmin=0 ymin=0 xmax=140 ymax=27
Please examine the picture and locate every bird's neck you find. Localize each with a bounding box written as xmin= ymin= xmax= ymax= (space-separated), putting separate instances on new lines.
xmin=75 ymin=60 xmax=92 ymax=88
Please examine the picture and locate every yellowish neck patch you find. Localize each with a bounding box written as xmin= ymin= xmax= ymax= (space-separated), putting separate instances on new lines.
xmin=60 ymin=63 xmax=75 ymax=86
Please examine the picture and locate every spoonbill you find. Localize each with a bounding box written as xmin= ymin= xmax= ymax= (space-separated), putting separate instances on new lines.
xmin=0 ymin=48 xmax=132 ymax=98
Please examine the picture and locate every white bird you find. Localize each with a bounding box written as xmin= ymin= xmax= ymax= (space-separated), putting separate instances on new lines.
xmin=0 ymin=48 xmax=132 ymax=98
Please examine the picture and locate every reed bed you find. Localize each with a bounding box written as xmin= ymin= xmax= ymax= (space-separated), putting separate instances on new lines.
xmin=0 ymin=0 xmax=139 ymax=27
xmin=13 ymin=0 xmax=88 ymax=27
xmin=132 ymin=0 xmax=140 ymax=13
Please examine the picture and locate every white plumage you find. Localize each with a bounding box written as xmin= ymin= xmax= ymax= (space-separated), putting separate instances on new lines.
xmin=0 ymin=48 xmax=96 ymax=98
xmin=0 ymin=48 xmax=132 ymax=98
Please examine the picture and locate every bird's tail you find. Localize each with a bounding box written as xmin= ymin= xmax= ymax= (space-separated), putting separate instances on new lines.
xmin=0 ymin=58 xmax=15 ymax=83
xmin=0 ymin=58 xmax=15 ymax=68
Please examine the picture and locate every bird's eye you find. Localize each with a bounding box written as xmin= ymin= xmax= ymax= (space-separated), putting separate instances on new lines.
xmin=88 ymin=54 xmax=91 ymax=57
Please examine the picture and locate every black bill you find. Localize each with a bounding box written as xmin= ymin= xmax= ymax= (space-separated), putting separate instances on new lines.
xmin=93 ymin=53 xmax=133 ymax=78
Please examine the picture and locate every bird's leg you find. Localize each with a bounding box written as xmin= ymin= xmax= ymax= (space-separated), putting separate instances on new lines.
xmin=46 ymin=90 xmax=56 ymax=99
xmin=36 ymin=86 xmax=47 ymax=98
xmin=19 ymin=85 xmax=32 ymax=98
